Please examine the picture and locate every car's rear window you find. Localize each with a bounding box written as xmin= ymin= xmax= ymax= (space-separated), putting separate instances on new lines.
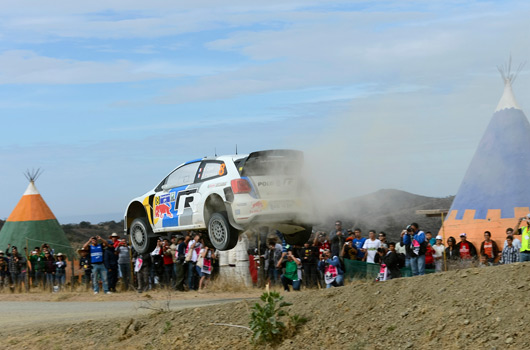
xmin=239 ymin=150 xmax=303 ymax=176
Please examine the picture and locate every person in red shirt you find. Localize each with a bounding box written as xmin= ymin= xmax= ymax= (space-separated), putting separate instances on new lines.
xmin=455 ymin=233 xmax=477 ymax=267
xmin=424 ymin=244 xmax=435 ymax=270
xmin=480 ymin=231 xmax=499 ymax=264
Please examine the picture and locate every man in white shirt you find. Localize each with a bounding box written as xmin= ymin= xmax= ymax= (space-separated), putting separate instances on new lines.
xmin=362 ymin=230 xmax=382 ymax=263
xmin=504 ymin=227 xmax=522 ymax=251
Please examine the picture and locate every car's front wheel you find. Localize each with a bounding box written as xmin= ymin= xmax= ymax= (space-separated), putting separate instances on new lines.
xmin=208 ymin=212 xmax=239 ymax=251
xmin=130 ymin=217 xmax=157 ymax=254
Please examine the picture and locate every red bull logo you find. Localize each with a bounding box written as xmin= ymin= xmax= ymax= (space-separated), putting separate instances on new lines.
xmin=155 ymin=204 xmax=173 ymax=218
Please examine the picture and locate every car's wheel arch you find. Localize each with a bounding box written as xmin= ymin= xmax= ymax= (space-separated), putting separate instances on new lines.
xmin=126 ymin=201 xmax=149 ymax=234
xmin=203 ymin=194 xmax=227 ymax=227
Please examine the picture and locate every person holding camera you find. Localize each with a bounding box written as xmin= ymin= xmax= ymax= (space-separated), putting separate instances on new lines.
xmin=277 ymin=249 xmax=302 ymax=292
xmin=318 ymin=249 xmax=344 ymax=288
xmin=401 ymin=223 xmax=427 ymax=276
xmin=83 ymin=236 xmax=110 ymax=294
xmin=512 ymin=214 xmax=530 ymax=262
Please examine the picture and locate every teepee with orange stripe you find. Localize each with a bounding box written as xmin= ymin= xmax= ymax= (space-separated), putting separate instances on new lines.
xmin=0 ymin=170 xmax=73 ymax=256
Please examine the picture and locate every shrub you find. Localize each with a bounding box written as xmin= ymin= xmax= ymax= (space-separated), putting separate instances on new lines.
xmin=249 ymin=291 xmax=306 ymax=344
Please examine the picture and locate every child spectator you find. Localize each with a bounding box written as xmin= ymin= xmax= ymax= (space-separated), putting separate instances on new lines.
xmin=500 ymin=236 xmax=519 ymax=264
xmin=55 ymin=253 xmax=67 ymax=290
xmin=425 ymin=244 xmax=435 ymax=270
xmin=198 ymin=246 xmax=215 ymax=290
xmin=78 ymin=248 xmax=92 ymax=289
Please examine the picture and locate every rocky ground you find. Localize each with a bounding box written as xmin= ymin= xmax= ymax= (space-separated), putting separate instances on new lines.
xmin=3 ymin=262 xmax=530 ymax=349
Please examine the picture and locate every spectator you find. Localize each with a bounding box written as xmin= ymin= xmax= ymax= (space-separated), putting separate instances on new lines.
xmin=362 ymin=230 xmax=382 ymax=264
xmin=82 ymin=236 xmax=110 ymax=295
xmin=445 ymin=236 xmax=458 ymax=260
xmin=55 ymin=253 xmax=67 ymax=290
xmin=455 ymin=233 xmax=477 ymax=267
xmin=432 ymin=235 xmax=445 ymax=272
xmin=109 ymin=232 xmax=121 ymax=248
xmin=513 ymin=214 xmax=530 ymax=262
xmin=318 ymin=249 xmax=344 ymax=288
xmin=402 ymin=223 xmax=426 ymax=276
xmin=104 ymin=239 xmax=119 ymax=292
xmin=198 ymin=246 xmax=215 ymax=290
xmin=186 ymin=233 xmax=202 ymax=291
xmin=162 ymin=238 xmax=176 ymax=288
xmin=0 ymin=251 xmax=8 ymax=288
xmin=7 ymin=246 xmax=27 ymax=292
xmin=500 ymin=235 xmax=519 ymax=264
xmin=299 ymin=240 xmax=319 ymax=288
xmin=478 ymin=255 xmax=492 ymax=268
xmin=330 ymin=230 xmax=345 ymax=258
xmin=78 ymin=248 xmax=92 ymax=289
xmin=341 ymin=237 xmax=358 ymax=260
xmin=424 ymin=243 xmax=435 ymax=270
xmin=135 ymin=250 xmax=151 ymax=293
xmin=43 ymin=250 xmax=56 ymax=291
xmin=426 ymin=232 xmax=436 ymax=246
xmin=381 ymin=244 xmax=401 ymax=279
xmin=352 ymin=229 xmax=366 ymax=261
xmin=378 ymin=232 xmax=388 ymax=249
xmin=116 ymin=239 xmax=131 ymax=291
xmin=480 ymin=231 xmax=499 ymax=264
xmin=394 ymin=238 xmax=408 ymax=267
xmin=29 ymin=248 xmax=45 ymax=288
xmin=264 ymin=240 xmax=282 ymax=286
xmin=313 ymin=232 xmax=330 ymax=256
xmin=278 ymin=250 xmax=302 ymax=292
xmin=175 ymin=235 xmax=188 ymax=291
xmin=150 ymin=239 xmax=165 ymax=288
xmin=329 ymin=220 xmax=344 ymax=241
xmin=504 ymin=227 xmax=522 ymax=251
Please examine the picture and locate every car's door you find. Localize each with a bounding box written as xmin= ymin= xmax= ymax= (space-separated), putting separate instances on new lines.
xmin=153 ymin=161 xmax=201 ymax=230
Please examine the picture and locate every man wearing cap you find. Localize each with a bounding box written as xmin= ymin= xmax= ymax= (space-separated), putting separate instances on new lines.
xmin=455 ymin=233 xmax=477 ymax=267
xmin=513 ymin=214 xmax=530 ymax=262
xmin=83 ymin=236 xmax=110 ymax=294
xmin=109 ymin=232 xmax=121 ymax=248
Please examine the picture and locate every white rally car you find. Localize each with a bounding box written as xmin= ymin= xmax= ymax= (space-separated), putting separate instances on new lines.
xmin=124 ymin=149 xmax=313 ymax=253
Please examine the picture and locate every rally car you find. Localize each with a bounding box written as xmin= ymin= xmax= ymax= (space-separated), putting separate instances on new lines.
xmin=124 ymin=149 xmax=314 ymax=253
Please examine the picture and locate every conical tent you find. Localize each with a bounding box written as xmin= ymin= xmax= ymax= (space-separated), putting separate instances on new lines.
xmin=0 ymin=173 xmax=74 ymax=257
xmin=441 ymin=64 xmax=530 ymax=247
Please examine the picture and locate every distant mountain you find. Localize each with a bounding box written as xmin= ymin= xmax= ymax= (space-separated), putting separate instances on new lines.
xmin=319 ymin=189 xmax=454 ymax=242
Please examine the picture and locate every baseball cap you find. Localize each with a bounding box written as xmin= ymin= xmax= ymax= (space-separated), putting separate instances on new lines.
xmin=345 ymin=237 xmax=354 ymax=242
xmin=436 ymin=235 xmax=443 ymax=240
xmin=459 ymin=233 xmax=467 ymax=237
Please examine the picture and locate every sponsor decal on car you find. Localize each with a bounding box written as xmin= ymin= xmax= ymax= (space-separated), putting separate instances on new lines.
xmin=155 ymin=203 xmax=173 ymax=218
xmin=250 ymin=200 xmax=268 ymax=214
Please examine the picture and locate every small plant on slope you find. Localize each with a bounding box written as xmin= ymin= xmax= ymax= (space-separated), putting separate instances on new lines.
xmin=249 ymin=291 xmax=306 ymax=345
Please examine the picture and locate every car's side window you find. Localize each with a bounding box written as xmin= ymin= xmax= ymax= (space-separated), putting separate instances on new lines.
xmin=197 ymin=161 xmax=227 ymax=182
xmin=163 ymin=162 xmax=201 ymax=189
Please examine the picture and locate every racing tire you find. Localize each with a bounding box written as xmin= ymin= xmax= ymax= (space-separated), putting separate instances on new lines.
xmin=208 ymin=212 xmax=239 ymax=251
xmin=284 ymin=227 xmax=312 ymax=246
xmin=130 ymin=217 xmax=157 ymax=254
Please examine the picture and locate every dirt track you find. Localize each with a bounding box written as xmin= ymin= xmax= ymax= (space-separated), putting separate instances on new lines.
xmin=0 ymin=297 xmax=250 ymax=334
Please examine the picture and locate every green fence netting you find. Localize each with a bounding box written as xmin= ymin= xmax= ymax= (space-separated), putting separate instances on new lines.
xmin=342 ymin=258 xmax=436 ymax=280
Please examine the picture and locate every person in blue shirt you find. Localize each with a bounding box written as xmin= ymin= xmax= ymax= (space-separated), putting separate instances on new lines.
xmin=352 ymin=228 xmax=366 ymax=260
xmin=401 ymin=223 xmax=426 ymax=276
xmin=426 ymin=231 xmax=436 ymax=246
xmin=83 ymin=236 xmax=111 ymax=294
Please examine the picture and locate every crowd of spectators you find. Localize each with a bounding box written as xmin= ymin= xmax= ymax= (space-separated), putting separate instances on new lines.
xmin=2 ymin=214 xmax=530 ymax=294
xmin=263 ymin=218 xmax=530 ymax=291
xmin=0 ymin=243 xmax=67 ymax=292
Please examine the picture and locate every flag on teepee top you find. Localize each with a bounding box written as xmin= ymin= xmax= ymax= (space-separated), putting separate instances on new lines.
xmin=0 ymin=170 xmax=74 ymax=257
xmin=442 ymin=60 xmax=529 ymax=246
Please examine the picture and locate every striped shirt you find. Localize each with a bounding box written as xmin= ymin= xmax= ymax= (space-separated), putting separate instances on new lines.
xmin=501 ymin=246 xmax=519 ymax=264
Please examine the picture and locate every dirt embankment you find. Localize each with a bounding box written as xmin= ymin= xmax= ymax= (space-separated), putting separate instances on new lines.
xmin=4 ymin=263 xmax=530 ymax=349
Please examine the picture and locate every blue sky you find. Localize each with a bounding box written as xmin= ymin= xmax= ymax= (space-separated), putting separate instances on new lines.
xmin=1 ymin=0 xmax=530 ymax=223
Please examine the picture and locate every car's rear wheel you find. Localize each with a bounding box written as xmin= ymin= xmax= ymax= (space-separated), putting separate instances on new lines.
xmin=208 ymin=212 xmax=239 ymax=251
xmin=130 ymin=217 xmax=157 ymax=254
xmin=284 ymin=226 xmax=312 ymax=246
